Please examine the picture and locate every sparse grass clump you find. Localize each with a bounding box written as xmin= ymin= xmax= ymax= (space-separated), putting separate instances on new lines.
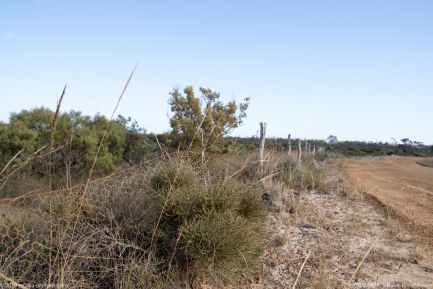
xmin=281 ymin=156 xmax=326 ymax=191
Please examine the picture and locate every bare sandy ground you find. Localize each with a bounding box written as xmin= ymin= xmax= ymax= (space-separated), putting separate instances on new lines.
xmin=344 ymin=157 xmax=433 ymax=241
xmin=248 ymin=159 xmax=433 ymax=288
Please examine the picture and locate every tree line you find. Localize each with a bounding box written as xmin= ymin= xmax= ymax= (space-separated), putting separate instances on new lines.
xmin=0 ymin=86 xmax=250 ymax=191
xmin=2 ymin=86 xmax=432 ymax=193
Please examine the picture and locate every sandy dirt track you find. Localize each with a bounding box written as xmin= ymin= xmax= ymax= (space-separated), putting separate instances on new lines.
xmin=344 ymin=157 xmax=433 ymax=241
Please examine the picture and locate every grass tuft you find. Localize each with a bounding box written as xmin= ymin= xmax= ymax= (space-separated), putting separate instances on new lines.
xmin=281 ymin=156 xmax=326 ymax=191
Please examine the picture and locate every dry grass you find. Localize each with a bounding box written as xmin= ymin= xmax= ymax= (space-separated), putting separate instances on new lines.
xmin=279 ymin=153 xmax=328 ymax=191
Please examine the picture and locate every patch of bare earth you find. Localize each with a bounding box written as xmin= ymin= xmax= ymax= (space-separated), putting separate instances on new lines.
xmin=251 ymin=165 xmax=433 ymax=288
xmin=344 ymin=157 xmax=433 ymax=241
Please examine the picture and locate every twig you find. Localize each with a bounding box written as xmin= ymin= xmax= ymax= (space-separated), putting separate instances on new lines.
xmin=0 ymin=144 xmax=49 ymax=191
xmin=0 ymin=152 xmax=172 ymax=205
xmin=154 ymin=133 xmax=171 ymax=160
xmin=187 ymin=103 xmax=212 ymax=151
xmin=256 ymin=170 xmax=282 ymax=183
xmin=0 ymin=271 xmax=29 ymax=289
xmin=292 ymin=252 xmax=310 ymax=289
xmin=229 ymin=159 xmax=263 ymax=179
xmin=168 ymin=226 xmax=184 ymax=271
xmin=347 ymin=237 xmax=378 ymax=287
xmin=0 ymin=149 xmax=23 ymax=176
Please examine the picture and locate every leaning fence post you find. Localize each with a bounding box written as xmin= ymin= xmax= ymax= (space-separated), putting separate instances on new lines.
xmin=288 ymin=134 xmax=292 ymax=157
xmin=259 ymin=122 xmax=266 ymax=171
xmin=297 ymin=139 xmax=302 ymax=164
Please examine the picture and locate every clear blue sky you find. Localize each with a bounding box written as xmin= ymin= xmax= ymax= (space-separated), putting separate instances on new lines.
xmin=1 ymin=0 xmax=433 ymax=143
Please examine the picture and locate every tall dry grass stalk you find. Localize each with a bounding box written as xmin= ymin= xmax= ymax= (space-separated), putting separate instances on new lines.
xmin=47 ymin=83 xmax=67 ymax=284
xmin=55 ymin=64 xmax=138 ymax=286
xmin=48 ymin=84 xmax=67 ymax=191
xmin=81 ymin=64 xmax=138 ymax=197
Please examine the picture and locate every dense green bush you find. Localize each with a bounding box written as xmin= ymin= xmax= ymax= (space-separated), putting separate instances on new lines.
xmin=147 ymin=159 xmax=266 ymax=280
xmin=0 ymin=108 xmax=159 ymax=194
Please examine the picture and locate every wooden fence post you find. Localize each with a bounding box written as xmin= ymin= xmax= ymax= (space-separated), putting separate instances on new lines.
xmin=288 ymin=133 xmax=292 ymax=157
xmin=297 ymin=139 xmax=302 ymax=164
xmin=259 ymin=122 xmax=266 ymax=171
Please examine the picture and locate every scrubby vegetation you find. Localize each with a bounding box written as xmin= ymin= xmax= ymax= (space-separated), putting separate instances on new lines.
xmin=3 ymin=82 xmax=427 ymax=288
xmin=0 ymin=86 xmax=273 ymax=288
xmin=0 ymin=154 xmax=267 ymax=288
xmin=0 ymin=108 xmax=161 ymax=195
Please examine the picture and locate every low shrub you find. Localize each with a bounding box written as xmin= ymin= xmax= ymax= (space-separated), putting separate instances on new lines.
xmin=147 ymin=158 xmax=266 ymax=282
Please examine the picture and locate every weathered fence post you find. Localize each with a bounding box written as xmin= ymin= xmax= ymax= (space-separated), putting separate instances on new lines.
xmin=288 ymin=134 xmax=292 ymax=157
xmin=312 ymin=145 xmax=316 ymax=155
xmin=259 ymin=122 xmax=266 ymax=171
xmin=297 ymin=139 xmax=302 ymax=164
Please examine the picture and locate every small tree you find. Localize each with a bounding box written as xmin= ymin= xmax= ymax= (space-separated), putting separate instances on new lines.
xmin=326 ymin=135 xmax=338 ymax=144
xmin=400 ymin=138 xmax=412 ymax=145
xmin=169 ymin=86 xmax=249 ymax=152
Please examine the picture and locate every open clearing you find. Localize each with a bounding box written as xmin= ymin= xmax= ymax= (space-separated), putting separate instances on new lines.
xmin=344 ymin=157 xmax=433 ymax=241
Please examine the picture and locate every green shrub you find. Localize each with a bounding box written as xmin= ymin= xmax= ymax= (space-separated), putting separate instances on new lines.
xmin=179 ymin=210 xmax=263 ymax=275
xmin=147 ymin=158 xmax=266 ymax=281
